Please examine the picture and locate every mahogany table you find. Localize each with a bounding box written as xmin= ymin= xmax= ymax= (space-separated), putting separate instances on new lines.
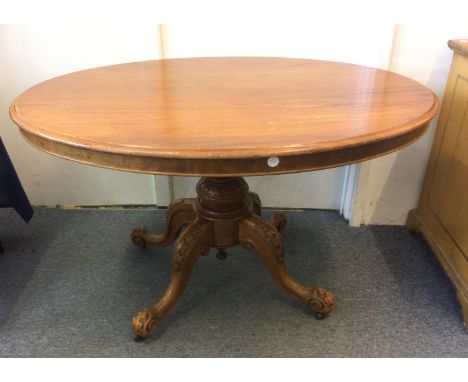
xmin=10 ymin=57 xmax=439 ymax=340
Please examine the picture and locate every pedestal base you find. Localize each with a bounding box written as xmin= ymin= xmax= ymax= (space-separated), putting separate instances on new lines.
xmin=130 ymin=177 xmax=335 ymax=340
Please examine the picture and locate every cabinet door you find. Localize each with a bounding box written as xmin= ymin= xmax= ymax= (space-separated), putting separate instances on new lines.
xmin=428 ymin=73 xmax=468 ymax=254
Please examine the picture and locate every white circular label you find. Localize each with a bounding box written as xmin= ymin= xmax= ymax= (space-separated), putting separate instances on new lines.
xmin=267 ymin=156 xmax=280 ymax=168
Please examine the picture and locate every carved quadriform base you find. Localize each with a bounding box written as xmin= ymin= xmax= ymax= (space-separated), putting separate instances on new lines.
xmin=131 ymin=177 xmax=335 ymax=340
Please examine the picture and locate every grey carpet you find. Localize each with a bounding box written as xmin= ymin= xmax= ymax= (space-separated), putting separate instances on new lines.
xmin=0 ymin=207 xmax=466 ymax=357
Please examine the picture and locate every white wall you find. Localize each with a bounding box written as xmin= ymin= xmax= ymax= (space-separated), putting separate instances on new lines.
xmin=353 ymin=24 xmax=468 ymax=225
xmin=0 ymin=25 xmax=161 ymax=206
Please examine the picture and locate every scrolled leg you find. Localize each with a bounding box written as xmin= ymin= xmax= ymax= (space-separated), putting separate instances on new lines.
xmin=239 ymin=214 xmax=335 ymax=318
xmin=308 ymin=287 xmax=336 ymax=319
xmin=133 ymin=307 xmax=159 ymax=340
xmin=249 ymin=192 xmax=261 ymax=216
xmin=131 ymin=198 xmax=196 ymax=248
xmin=270 ymin=212 xmax=287 ymax=232
xmin=132 ymin=218 xmax=213 ymax=340
xmin=248 ymin=191 xmax=287 ymax=231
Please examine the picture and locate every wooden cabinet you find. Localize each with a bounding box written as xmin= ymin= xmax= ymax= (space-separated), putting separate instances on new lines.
xmin=408 ymin=39 xmax=468 ymax=329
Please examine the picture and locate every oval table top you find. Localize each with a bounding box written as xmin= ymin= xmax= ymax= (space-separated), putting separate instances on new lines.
xmin=10 ymin=57 xmax=439 ymax=176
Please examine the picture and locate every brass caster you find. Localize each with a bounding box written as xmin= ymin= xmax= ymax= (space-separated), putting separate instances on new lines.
xmin=216 ymin=249 xmax=227 ymax=260
xmin=131 ymin=227 xmax=148 ymax=247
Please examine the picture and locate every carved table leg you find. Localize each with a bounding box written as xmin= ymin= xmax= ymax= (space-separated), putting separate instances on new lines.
xmin=239 ymin=214 xmax=335 ymax=319
xmin=130 ymin=176 xmax=334 ymax=341
xmin=132 ymin=218 xmax=213 ymax=340
xmin=270 ymin=212 xmax=287 ymax=232
xmin=249 ymin=190 xmax=286 ymax=231
xmin=131 ymin=198 xmax=196 ymax=247
xmin=249 ymin=191 xmax=261 ymax=216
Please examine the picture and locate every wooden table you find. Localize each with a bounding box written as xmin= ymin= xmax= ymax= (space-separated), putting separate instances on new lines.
xmin=10 ymin=57 xmax=439 ymax=340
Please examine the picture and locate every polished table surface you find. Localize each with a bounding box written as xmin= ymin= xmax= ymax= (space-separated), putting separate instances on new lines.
xmin=9 ymin=58 xmax=440 ymax=340
xmin=10 ymin=57 xmax=438 ymax=176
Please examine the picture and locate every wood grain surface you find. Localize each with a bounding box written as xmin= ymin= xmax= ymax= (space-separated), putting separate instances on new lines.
xmin=10 ymin=57 xmax=439 ymax=176
xmin=448 ymin=39 xmax=468 ymax=57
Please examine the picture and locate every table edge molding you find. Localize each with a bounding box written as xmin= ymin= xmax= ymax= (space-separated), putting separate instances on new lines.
xmin=18 ymin=122 xmax=431 ymax=177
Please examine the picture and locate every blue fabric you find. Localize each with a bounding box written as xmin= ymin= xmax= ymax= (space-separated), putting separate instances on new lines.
xmin=0 ymin=138 xmax=33 ymax=223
